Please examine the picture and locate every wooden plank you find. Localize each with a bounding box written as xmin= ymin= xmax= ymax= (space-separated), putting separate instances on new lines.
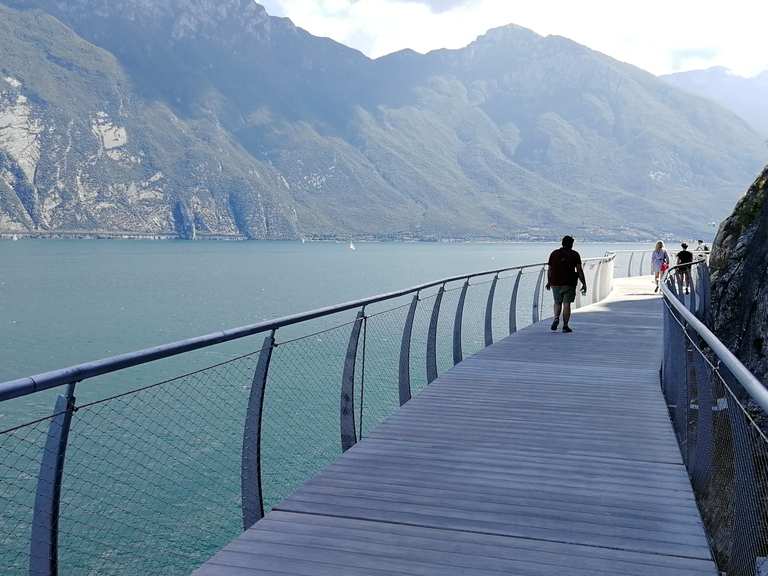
xmin=195 ymin=277 xmax=717 ymax=575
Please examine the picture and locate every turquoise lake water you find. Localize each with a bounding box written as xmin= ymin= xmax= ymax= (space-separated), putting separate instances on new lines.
xmin=0 ymin=239 xmax=649 ymax=575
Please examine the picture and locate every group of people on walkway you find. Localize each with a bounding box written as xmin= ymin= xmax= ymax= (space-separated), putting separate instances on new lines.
xmin=651 ymin=239 xmax=709 ymax=294
xmin=544 ymin=236 xmax=709 ymax=334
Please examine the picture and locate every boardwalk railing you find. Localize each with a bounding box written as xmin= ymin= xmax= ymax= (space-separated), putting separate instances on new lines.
xmin=661 ymin=260 xmax=768 ymax=576
xmin=1 ymin=254 xmax=615 ymax=576
xmin=608 ymin=248 xmax=653 ymax=278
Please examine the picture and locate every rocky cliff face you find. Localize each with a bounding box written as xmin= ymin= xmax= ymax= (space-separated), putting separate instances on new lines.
xmin=709 ymin=165 xmax=768 ymax=382
xmin=0 ymin=5 xmax=299 ymax=238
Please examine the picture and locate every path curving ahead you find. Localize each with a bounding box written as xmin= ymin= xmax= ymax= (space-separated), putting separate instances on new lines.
xmin=195 ymin=277 xmax=716 ymax=575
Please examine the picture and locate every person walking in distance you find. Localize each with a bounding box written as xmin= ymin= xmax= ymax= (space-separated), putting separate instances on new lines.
xmin=651 ymin=241 xmax=670 ymax=292
xmin=675 ymin=242 xmax=693 ymax=295
xmin=545 ymin=236 xmax=587 ymax=333
xmin=695 ymin=239 xmax=710 ymax=261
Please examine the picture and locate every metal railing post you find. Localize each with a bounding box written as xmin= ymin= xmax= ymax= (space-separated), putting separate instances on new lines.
xmin=29 ymin=383 xmax=77 ymax=576
xmin=426 ymin=285 xmax=445 ymax=384
xmin=639 ymin=251 xmax=646 ymax=276
xmin=508 ymin=270 xmax=522 ymax=334
xmin=241 ymin=331 xmax=275 ymax=530
xmin=398 ymin=293 xmax=419 ymax=406
xmin=341 ymin=310 xmax=365 ymax=452
xmin=453 ymin=280 xmax=469 ymax=365
xmin=484 ymin=274 xmax=499 ymax=347
xmin=627 ymin=252 xmax=634 ymax=277
xmin=532 ymin=267 xmax=545 ymax=324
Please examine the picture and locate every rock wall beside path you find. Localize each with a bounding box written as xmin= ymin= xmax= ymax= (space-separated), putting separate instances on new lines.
xmin=709 ymin=165 xmax=768 ymax=384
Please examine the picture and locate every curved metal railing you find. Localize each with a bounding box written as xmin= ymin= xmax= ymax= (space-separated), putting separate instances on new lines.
xmin=661 ymin=260 xmax=768 ymax=575
xmin=0 ymin=254 xmax=616 ymax=576
xmin=606 ymin=249 xmax=653 ymax=278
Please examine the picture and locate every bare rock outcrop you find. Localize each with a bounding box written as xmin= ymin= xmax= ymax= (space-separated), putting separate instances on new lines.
xmin=709 ymin=165 xmax=768 ymax=383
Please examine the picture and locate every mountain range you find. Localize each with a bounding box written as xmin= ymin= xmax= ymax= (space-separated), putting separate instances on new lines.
xmin=663 ymin=67 xmax=768 ymax=139
xmin=0 ymin=0 xmax=765 ymax=240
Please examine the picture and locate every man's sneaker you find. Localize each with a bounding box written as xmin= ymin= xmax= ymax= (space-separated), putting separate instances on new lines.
xmin=562 ymin=325 xmax=573 ymax=333
xmin=550 ymin=319 xmax=559 ymax=331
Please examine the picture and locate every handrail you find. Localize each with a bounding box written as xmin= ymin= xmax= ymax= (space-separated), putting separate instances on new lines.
xmin=0 ymin=255 xmax=612 ymax=402
xmin=0 ymin=260 xmax=558 ymax=402
xmin=661 ymin=261 xmax=768 ymax=412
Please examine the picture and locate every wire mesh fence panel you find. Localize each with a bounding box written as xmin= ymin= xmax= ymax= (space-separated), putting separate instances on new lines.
xmin=663 ymin=283 xmax=768 ymax=576
xmin=0 ymin=418 xmax=52 ymax=575
xmin=435 ymin=285 xmax=462 ymax=376
xmin=261 ymin=324 xmax=351 ymax=512
xmin=461 ymin=280 xmax=492 ymax=360
xmin=408 ymin=291 xmax=437 ymax=399
xmin=359 ymin=304 xmax=410 ymax=437
xmin=491 ymin=273 xmax=516 ymax=344
xmin=611 ymin=252 xmax=632 ymax=278
xmin=512 ymin=268 xmax=541 ymax=332
xmin=56 ymin=350 xmax=262 ymax=576
xmin=687 ymin=358 xmax=768 ymax=576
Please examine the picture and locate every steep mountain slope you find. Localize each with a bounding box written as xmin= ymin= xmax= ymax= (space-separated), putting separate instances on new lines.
xmin=663 ymin=67 xmax=768 ymax=138
xmin=0 ymin=5 xmax=298 ymax=238
xmin=1 ymin=0 xmax=765 ymax=239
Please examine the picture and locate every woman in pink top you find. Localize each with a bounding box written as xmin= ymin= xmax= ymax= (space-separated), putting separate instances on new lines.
xmin=651 ymin=241 xmax=670 ymax=293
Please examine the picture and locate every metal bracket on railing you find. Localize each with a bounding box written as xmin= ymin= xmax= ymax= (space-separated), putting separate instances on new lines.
xmin=398 ymin=293 xmax=419 ymax=406
xmin=341 ymin=310 xmax=365 ymax=452
xmin=426 ymin=285 xmax=445 ymax=384
xmin=453 ymin=280 xmax=469 ymax=365
xmin=30 ymin=383 xmax=77 ymax=576
xmin=484 ymin=275 xmax=499 ymax=347
xmin=532 ymin=267 xmax=545 ymax=324
xmin=508 ymin=270 xmax=522 ymax=335
xmin=241 ymin=331 xmax=275 ymax=530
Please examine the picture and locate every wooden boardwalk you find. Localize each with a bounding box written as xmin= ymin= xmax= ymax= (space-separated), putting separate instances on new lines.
xmin=195 ymin=277 xmax=717 ymax=575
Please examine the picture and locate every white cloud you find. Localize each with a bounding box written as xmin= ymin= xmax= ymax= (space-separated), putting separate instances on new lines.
xmin=260 ymin=0 xmax=768 ymax=76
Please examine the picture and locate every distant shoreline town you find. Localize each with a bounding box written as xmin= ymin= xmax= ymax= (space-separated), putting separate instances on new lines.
xmin=0 ymin=231 xmax=680 ymax=243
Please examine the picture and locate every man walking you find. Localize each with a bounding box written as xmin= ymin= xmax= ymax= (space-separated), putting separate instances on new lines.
xmin=676 ymin=242 xmax=693 ymax=294
xmin=546 ymin=236 xmax=587 ymax=333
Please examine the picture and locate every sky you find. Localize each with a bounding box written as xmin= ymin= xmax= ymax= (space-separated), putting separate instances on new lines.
xmin=258 ymin=0 xmax=767 ymax=77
